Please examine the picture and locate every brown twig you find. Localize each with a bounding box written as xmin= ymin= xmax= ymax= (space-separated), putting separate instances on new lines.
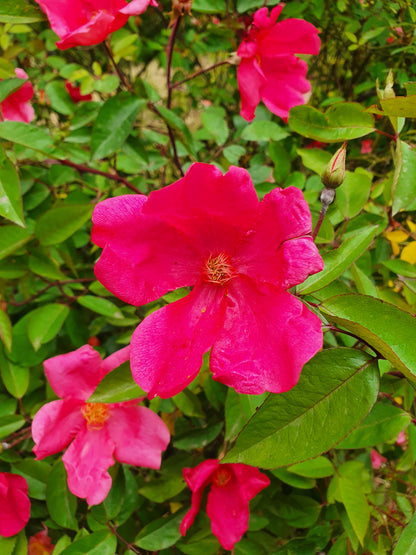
xmin=103 ymin=40 xmax=133 ymax=93
xmin=171 ymin=59 xmax=230 ymax=89
xmin=106 ymin=523 xmax=143 ymax=554
xmin=8 ymin=279 xmax=94 ymax=307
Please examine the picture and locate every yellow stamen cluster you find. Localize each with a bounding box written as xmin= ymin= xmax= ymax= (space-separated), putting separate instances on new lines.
xmin=82 ymin=403 xmax=110 ymax=429
xmin=204 ymin=253 xmax=234 ymax=286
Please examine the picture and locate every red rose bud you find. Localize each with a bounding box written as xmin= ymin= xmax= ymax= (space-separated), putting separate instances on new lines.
xmin=321 ymin=142 xmax=347 ymax=190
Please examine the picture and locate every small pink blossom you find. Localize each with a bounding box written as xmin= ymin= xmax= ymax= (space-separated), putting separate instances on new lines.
xmin=396 ymin=430 xmax=407 ymax=446
xmin=371 ymin=449 xmax=387 ymax=470
xmin=32 ymin=345 xmax=170 ymax=505
xmin=180 ymin=460 xmax=270 ymax=550
xmin=34 ymin=0 xmax=158 ymax=50
xmin=0 ymin=68 xmax=34 ymax=123
xmin=92 ymin=163 xmax=323 ymax=399
xmin=65 ymin=81 xmax=93 ymax=103
xmin=361 ymin=139 xmax=373 ymax=154
xmin=0 ymin=472 xmax=30 ymax=537
xmin=237 ymin=6 xmax=320 ymax=122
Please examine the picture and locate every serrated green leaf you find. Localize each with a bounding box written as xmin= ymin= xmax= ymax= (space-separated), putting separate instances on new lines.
xmin=35 ymin=204 xmax=93 ymax=245
xmin=338 ymin=476 xmax=369 ymax=546
xmin=223 ymin=349 xmax=379 ymax=468
xmin=88 ymin=360 xmax=145 ymax=403
xmin=91 ymin=93 xmax=145 ymax=160
xmin=298 ymin=226 xmax=377 ymax=294
xmin=289 ymin=103 xmax=375 ymax=142
xmin=320 ymin=294 xmax=416 ymax=382
xmin=27 ymin=303 xmax=69 ymax=351
xmin=0 ymin=122 xmax=55 ymax=155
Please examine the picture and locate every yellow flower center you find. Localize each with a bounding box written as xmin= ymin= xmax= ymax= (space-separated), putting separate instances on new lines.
xmin=203 ymin=253 xmax=235 ymax=286
xmin=82 ymin=403 xmax=110 ymax=429
xmin=213 ymin=466 xmax=233 ymax=487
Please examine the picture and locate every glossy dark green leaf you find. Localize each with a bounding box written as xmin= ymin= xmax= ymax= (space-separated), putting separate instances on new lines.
xmin=139 ymin=474 xmax=186 ymax=503
xmin=135 ymin=510 xmax=186 ymax=550
xmin=320 ymin=294 xmax=416 ymax=381
xmin=0 ymin=348 xmax=29 ymax=398
xmin=88 ymin=361 xmax=145 ymax=403
xmin=77 ymin=295 xmax=123 ymax=319
xmin=392 ymin=141 xmax=416 ymax=215
xmin=60 ymin=531 xmax=116 ymax=554
xmin=35 ymin=204 xmax=93 ymax=245
xmin=91 ymin=93 xmax=145 ymax=160
xmin=288 ymin=456 xmax=334 ymax=478
xmin=223 ymin=349 xmax=379 ymax=468
xmin=0 ymin=414 xmax=25 ymax=439
xmin=174 ymin=422 xmax=223 ymax=451
xmin=298 ymin=226 xmax=377 ymax=294
xmin=27 ymin=304 xmax=69 ymax=351
xmin=45 ymin=81 xmax=75 ymax=116
xmin=46 ymin=461 xmax=78 ymax=530
xmin=274 ymin=494 xmax=321 ymax=528
xmin=272 ymin=468 xmax=316 ymax=489
xmin=289 ymin=103 xmax=375 ymax=142
xmin=0 ymin=225 xmax=32 ymax=261
xmin=336 ymin=402 xmax=411 ymax=449
xmin=12 ymin=459 xmax=50 ymax=500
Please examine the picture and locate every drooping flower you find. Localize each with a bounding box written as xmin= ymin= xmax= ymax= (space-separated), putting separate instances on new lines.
xmin=28 ymin=528 xmax=54 ymax=555
xmin=92 ymin=163 xmax=323 ymax=399
xmin=0 ymin=68 xmax=34 ymax=123
xmin=237 ymin=6 xmax=320 ymax=121
xmin=0 ymin=472 xmax=30 ymax=537
xmin=34 ymin=0 xmax=158 ymax=50
xmin=32 ymin=345 xmax=170 ymax=505
xmin=371 ymin=449 xmax=387 ymax=470
xmin=65 ymin=81 xmax=93 ymax=103
xmin=180 ymin=460 xmax=270 ymax=550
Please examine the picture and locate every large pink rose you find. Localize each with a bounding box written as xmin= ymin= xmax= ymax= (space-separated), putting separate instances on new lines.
xmin=180 ymin=460 xmax=270 ymax=550
xmin=34 ymin=0 xmax=158 ymax=50
xmin=32 ymin=345 xmax=170 ymax=505
xmin=0 ymin=68 xmax=34 ymax=123
xmin=237 ymin=6 xmax=320 ymax=121
xmin=92 ymin=163 xmax=323 ymax=399
xmin=0 ymin=472 xmax=30 ymax=537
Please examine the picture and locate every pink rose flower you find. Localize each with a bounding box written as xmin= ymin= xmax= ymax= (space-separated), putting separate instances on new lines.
xmin=360 ymin=139 xmax=373 ymax=154
xmin=0 ymin=68 xmax=34 ymax=123
xmin=371 ymin=449 xmax=387 ymax=469
xmin=34 ymin=0 xmax=158 ymax=50
xmin=180 ymin=460 xmax=270 ymax=550
xmin=65 ymin=81 xmax=93 ymax=103
xmin=32 ymin=345 xmax=170 ymax=505
xmin=237 ymin=6 xmax=320 ymax=121
xmin=0 ymin=472 xmax=30 ymax=537
xmin=92 ymin=163 xmax=323 ymax=399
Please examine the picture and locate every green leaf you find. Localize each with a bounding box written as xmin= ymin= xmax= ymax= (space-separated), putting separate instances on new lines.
xmin=237 ymin=0 xmax=280 ymax=12
xmin=12 ymin=459 xmax=51 ymax=500
xmin=274 ymin=494 xmax=321 ymax=528
xmin=298 ymin=226 xmax=377 ymax=294
xmin=192 ymin=0 xmax=226 ymax=12
xmin=297 ymin=147 xmax=331 ymax=175
xmin=173 ymin=389 xmax=205 ymax=417
xmin=0 ymin=225 xmax=32 ymax=261
xmin=0 ymin=535 xmax=17 ymax=555
xmin=338 ymin=476 xmax=369 ymax=546
xmin=174 ymin=422 xmax=223 ymax=451
xmin=0 ymin=122 xmax=55 ymax=155
xmin=0 ymin=78 xmax=27 ymax=103
xmin=201 ymin=106 xmax=228 ymax=145
xmin=289 ymin=103 xmax=375 ymax=142
xmin=139 ymin=474 xmax=186 ymax=503
xmin=393 ymin=511 xmax=416 ymax=554
xmin=223 ymin=349 xmax=379 ymax=468
xmin=0 ymin=0 xmax=44 ymax=23
xmin=392 ymin=141 xmax=416 ymax=215
xmin=45 ymin=81 xmax=75 ymax=116
xmin=381 ymin=95 xmax=416 ymax=118
xmin=46 ymin=461 xmax=78 ymax=530
xmin=225 ymin=389 xmax=267 ymax=442
xmin=77 ymin=295 xmax=123 ymax=319
xmin=336 ymin=168 xmax=372 ymax=219
xmin=0 ymin=349 xmax=29 ymax=398
xmin=0 ymin=145 xmax=24 ymax=226
xmin=0 ymin=414 xmax=25 ymax=439
xmin=0 ymin=309 xmax=12 ymax=352
xmin=320 ymin=294 xmax=416 ymax=382
xmin=156 ymin=105 xmax=197 ymax=158
xmin=60 ymin=531 xmax=116 ymax=555
xmin=272 ymin=468 xmax=316 ymax=489
xmin=91 ymin=93 xmax=145 ymax=160
xmin=288 ymin=456 xmax=334 ymax=478
xmin=88 ymin=361 xmax=145 ymax=403
xmin=27 ymin=304 xmax=70 ymax=351
xmin=135 ymin=510 xmax=186 ymax=551
xmin=35 ymin=204 xmax=93 ymax=245
xmin=241 ymin=120 xmax=288 ymax=142
xmin=336 ymin=402 xmax=411 ymax=449
xmin=382 ymin=259 xmax=416 ymax=278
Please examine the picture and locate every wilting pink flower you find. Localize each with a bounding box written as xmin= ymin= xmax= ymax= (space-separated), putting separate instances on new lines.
xmin=361 ymin=139 xmax=373 ymax=154
xmin=34 ymin=0 xmax=158 ymax=50
xmin=371 ymin=449 xmax=387 ymax=469
xmin=65 ymin=81 xmax=93 ymax=103
xmin=0 ymin=472 xmax=30 ymax=537
xmin=92 ymin=163 xmax=323 ymax=399
xmin=237 ymin=6 xmax=320 ymax=122
xmin=180 ymin=460 xmax=270 ymax=550
xmin=0 ymin=68 xmax=34 ymax=123
xmin=32 ymin=345 xmax=170 ymax=505
xmin=28 ymin=528 xmax=54 ymax=555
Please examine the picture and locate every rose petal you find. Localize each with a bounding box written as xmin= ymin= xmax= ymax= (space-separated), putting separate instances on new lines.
xmin=210 ymin=277 xmax=322 ymax=394
xmin=63 ymin=426 xmax=115 ymax=505
xmin=131 ymin=282 xmax=227 ymax=398
xmin=101 ymin=345 xmax=131 ymax=376
xmin=0 ymin=473 xmax=30 ymax=537
xmin=237 ymin=59 xmax=265 ymax=122
xmin=119 ymin=0 xmax=158 ymax=15
xmin=32 ymin=399 xmax=85 ymax=460
xmin=107 ymin=405 xmax=170 ymax=467
xmin=259 ymin=19 xmax=321 ymax=56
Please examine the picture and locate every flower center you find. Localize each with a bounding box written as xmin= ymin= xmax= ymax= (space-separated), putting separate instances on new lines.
xmin=212 ymin=466 xmax=233 ymax=487
xmin=82 ymin=403 xmax=110 ymax=429
xmin=203 ymin=253 xmax=235 ymax=286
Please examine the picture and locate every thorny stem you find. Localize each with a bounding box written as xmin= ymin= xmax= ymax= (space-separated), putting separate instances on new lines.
xmin=2 ymin=428 xmax=32 ymax=450
xmin=104 ymin=40 xmax=133 ymax=93
xmin=171 ymin=60 xmax=230 ymax=89
xmin=53 ymin=159 xmax=142 ymax=194
xmin=107 ymin=523 xmax=142 ymax=554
